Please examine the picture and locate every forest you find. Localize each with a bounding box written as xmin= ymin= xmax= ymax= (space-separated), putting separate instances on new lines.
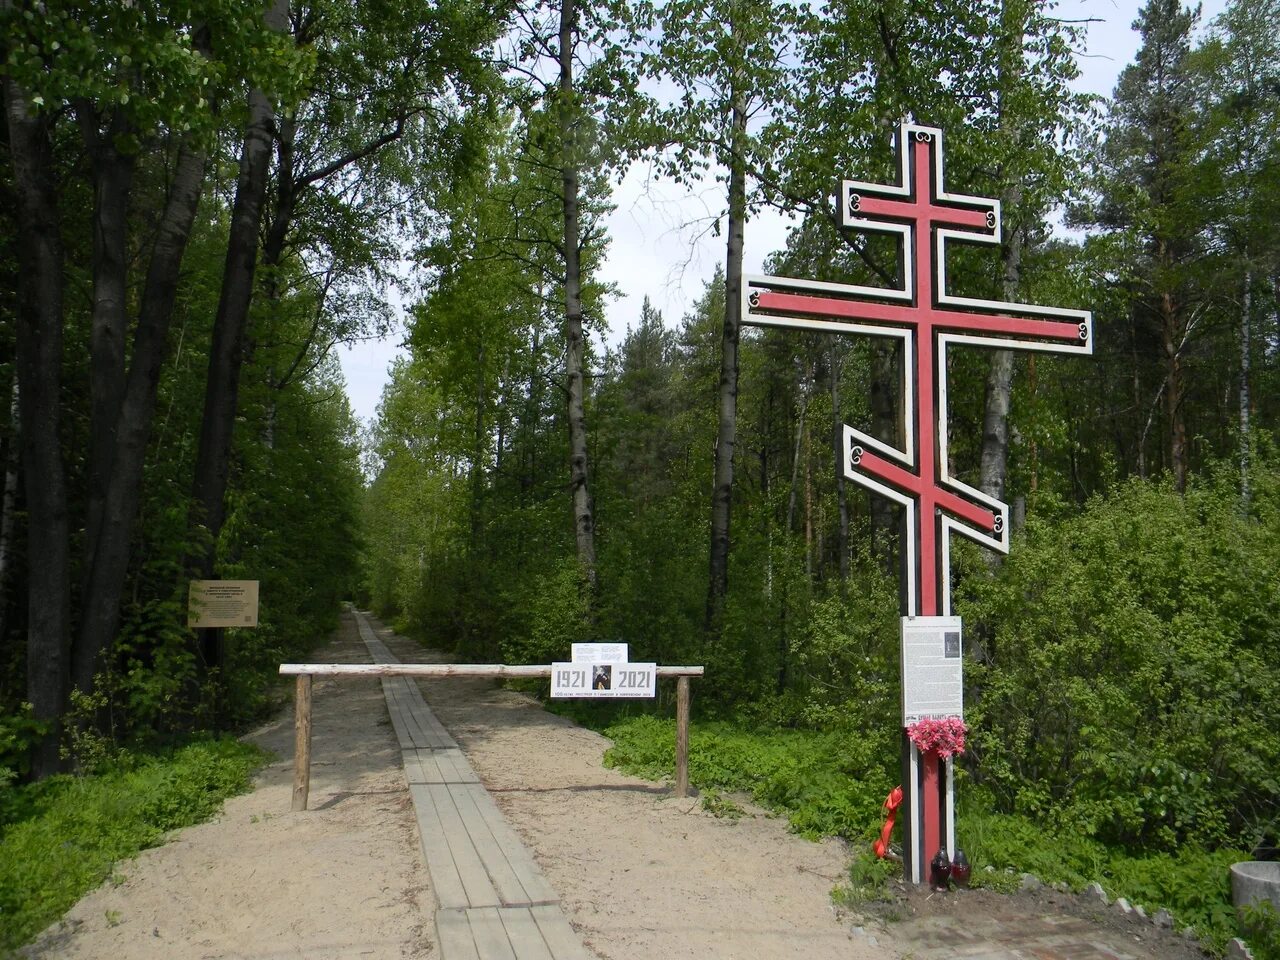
xmin=2 ymin=0 xmax=1279 ymax=953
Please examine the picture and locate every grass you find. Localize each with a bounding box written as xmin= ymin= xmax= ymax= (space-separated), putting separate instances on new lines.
xmin=0 ymin=738 xmax=265 ymax=952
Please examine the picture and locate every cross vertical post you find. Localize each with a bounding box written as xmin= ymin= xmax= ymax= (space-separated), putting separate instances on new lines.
xmin=741 ymin=123 xmax=1093 ymax=883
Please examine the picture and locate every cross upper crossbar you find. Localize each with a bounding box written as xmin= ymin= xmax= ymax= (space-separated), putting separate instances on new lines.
xmin=743 ymin=123 xmax=1093 ymax=617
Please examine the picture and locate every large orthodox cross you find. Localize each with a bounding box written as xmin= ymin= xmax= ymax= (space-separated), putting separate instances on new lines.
xmin=742 ymin=123 xmax=1093 ymax=882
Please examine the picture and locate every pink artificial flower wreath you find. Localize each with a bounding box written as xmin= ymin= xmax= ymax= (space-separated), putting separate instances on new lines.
xmin=905 ymin=716 xmax=967 ymax=758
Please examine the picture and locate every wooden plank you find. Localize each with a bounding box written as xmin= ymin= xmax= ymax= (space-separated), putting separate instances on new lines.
xmin=434 ymin=748 xmax=479 ymax=784
xmin=529 ymin=905 xmax=595 ymax=960
xmin=387 ymin=681 xmax=439 ymax=749
xmin=382 ymin=681 xmax=417 ymax=750
xmin=394 ymin=684 xmax=455 ymax=750
xmin=444 ymin=782 xmax=531 ymax=906
xmin=292 ymin=675 xmax=312 ymax=811
xmin=365 ymin=638 xmax=394 ymax=663
xmin=457 ymin=783 xmax=559 ymax=906
xmin=435 ymin=908 xmax=481 ymax=960
xmin=280 ymin=662 xmax=706 ymax=677
xmin=497 ymin=907 xmax=555 ymax=960
xmin=395 ymin=681 xmax=459 ymax=748
xmin=402 ymin=750 xmax=426 ymax=785
xmin=412 ymin=747 xmax=463 ymax=783
xmin=396 ymin=702 xmax=431 ymax=748
xmin=425 ymin=782 xmax=502 ymax=907
xmin=409 ymin=783 xmax=472 ymax=910
xmin=466 ymin=907 xmax=517 ymax=960
xmin=420 ymin=709 xmax=458 ymax=748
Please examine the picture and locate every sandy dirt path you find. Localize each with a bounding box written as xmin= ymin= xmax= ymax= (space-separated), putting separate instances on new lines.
xmin=21 ymin=615 xmax=435 ymax=960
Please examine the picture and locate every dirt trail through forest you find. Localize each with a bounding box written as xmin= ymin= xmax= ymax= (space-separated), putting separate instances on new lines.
xmin=20 ymin=610 xmax=1210 ymax=960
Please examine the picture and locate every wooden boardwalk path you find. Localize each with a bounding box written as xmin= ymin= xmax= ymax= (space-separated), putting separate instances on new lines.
xmin=352 ymin=610 xmax=595 ymax=960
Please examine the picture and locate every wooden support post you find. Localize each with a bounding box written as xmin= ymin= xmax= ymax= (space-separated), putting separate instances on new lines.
xmin=292 ymin=674 xmax=312 ymax=811
xmin=675 ymin=675 xmax=690 ymax=798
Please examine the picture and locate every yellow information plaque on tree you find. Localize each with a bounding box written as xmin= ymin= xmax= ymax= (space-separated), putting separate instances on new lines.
xmin=188 ymin=580 xmax=260 ymax=628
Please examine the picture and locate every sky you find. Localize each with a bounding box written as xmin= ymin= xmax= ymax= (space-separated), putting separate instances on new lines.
xmin=336 ymin=0 xmax=1227 ymax=426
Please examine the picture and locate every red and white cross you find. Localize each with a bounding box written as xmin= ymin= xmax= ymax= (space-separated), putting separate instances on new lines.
xmin=742 ymin=122 xmax=1093 ymax=882
xmin=745 ymin=123 xmax=1092 ymax=617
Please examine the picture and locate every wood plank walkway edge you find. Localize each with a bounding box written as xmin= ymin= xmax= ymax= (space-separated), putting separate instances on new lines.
xmin=349 ymin=610 xmax=595 ymax=960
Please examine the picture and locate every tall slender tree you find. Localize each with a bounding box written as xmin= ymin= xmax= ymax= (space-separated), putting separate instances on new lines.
xmin=644 ymin=0 xmax=799 ymax=639
xmin=1076 ymin=0 xmax=1212 ymax=493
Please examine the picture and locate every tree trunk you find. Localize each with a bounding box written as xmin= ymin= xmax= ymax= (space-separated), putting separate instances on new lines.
xmin=4 ymin=73 xmax=72 ymax=778
xmin=1162 ymin=288 xmax=1188 ymax=494
xmin=803 ymin=410 xmax=813 ymax=582
xmin=705 ymin=88 xmax=748 ymax=639
xmin=1132 ymin=319 xmax=1146 ymax=479
xmin=786 ymin=362 xmax=807 ymax=533
xmin=979 ymin=0 xmax=1025 ymax=513
xmin=471 ymin=342 xmax=486 ymax=549
xmin=72 ymin=143 xmax=207 ymax=698
xmin=79 ymin=107 xmax=135 ymax=573
xmin=1239 ymin=269 xmax=1251 ymax=510
xmin=830 ymin=342 xmax=849 ymax=584
xmin=558 ymin=0 xmax=598 ymax=596
xmin=978 ymin=200 xmax=1021 ymax=507
xmin=0 ymin=379 xmax=19 ymax=625
xmin=189 ymin=0 xmax=289 ymax=619
xmin=869 ymin=340 xmax=897 ymax=573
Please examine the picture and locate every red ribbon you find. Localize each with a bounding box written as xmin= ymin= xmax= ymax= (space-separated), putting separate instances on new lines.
xmin=873 ymin=785 xmax=903 ymax=858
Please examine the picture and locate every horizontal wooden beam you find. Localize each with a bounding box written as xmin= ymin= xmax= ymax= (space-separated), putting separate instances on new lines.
xmin=279 ymin=663 xmax=705 ymax=678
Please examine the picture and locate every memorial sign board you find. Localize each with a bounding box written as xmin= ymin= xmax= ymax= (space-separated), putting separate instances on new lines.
xmin=551 ymin=662 xmax=656 ymax=698
xmin=188 ymin=580 xmax=259 ymax=628
xmin=571 ymin=642 xmax=628 ymax=664
xmin=901 ymin=616 xmax=963 ymax=724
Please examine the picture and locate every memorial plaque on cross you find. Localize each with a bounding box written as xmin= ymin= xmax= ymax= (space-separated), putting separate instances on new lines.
xmin=741 ymin=123 xmax=1093 ymax=883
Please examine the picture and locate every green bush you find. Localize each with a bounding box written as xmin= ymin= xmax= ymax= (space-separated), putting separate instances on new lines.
xmin=0 ymin=738 xmax=264 ymax=951
xmin=958 ymin=469 xmax=1280 ymax=851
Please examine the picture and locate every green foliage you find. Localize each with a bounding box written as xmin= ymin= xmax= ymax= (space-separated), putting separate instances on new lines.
xmin=60 ymin=688 xmax=125 ymax=776
xmin=602 ymin=715 xmax=896 ymax=839
xmin=834 ymin=847 xmax=900 ymax=906
xmin=699 ymin=788 xmax=746 ymax=819
xmin=0 ymin=738 xmax=263 ymax=951
xmin=958 ymin=468 xmax=1280 ymax=851
xmin=1241 ymin=901 xmax=1280 ymax=960
xmin=501 ymin=557 xmax=593 ymax=665
xmin=1 ymin=0 xmax=308 ymax=139
xmin=0 ymin=705 xmax=45 ymax=789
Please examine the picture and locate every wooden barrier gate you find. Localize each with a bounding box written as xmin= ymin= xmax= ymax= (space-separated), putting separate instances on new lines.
xmin=279 ymin=662 xmax=705 ymax=811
